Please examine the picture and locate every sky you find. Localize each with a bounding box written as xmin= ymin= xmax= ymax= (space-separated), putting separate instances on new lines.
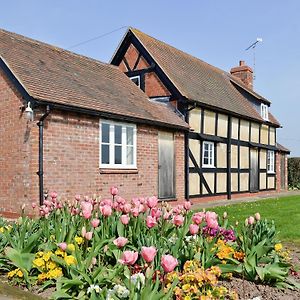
xmin=1 ymin=1 xmax=299 ymax=155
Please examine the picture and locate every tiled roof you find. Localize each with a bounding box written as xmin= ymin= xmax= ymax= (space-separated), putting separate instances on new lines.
xmin=0 ymin=28 xmax=188 ymax=130
xmin=276 ymin=143 xmax=290 ymax=153
xmin=129 ymin=28 xmax=280 ymax=127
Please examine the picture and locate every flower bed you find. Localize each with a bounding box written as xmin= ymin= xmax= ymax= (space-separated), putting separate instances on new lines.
xmin=0 ymin=188 xmax=298 ymax=299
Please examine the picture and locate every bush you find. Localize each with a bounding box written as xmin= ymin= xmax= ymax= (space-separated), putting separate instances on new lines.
xmin=288 ymin=157 xmax=300 ymax=188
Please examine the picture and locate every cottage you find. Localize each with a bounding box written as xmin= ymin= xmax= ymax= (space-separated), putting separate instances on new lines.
xmin=111 ymin=28 xmax=289 ymax=203
xmin=0 ymin=28 xmax=188 ymax=217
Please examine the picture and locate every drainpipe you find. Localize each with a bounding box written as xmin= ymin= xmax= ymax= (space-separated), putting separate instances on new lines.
xmin=227 ymin=116 xmax=232 ymax=200
xmin=37 ymin=105 xmax=50 ymax=206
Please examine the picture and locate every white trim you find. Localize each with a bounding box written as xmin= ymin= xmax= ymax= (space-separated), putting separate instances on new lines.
xmin=267 ymin=150 xmax=275 ymax=173
xmin=129 ymin=75 xmax=141 ymax=88
xmin=99 ymin=119 xmax=137 ymax=169
xmin=261 ymin=104 xmax=269 ymax=121
xmin=202 ymin=141 xmax=215 ymax=167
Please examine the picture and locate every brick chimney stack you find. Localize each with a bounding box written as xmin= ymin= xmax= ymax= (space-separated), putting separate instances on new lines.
xmin=230 ymin=60 xmax=253 ymax=89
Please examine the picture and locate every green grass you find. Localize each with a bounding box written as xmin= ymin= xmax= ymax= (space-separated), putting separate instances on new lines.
xmin=205 ymin=195 xmax=300 ymax=246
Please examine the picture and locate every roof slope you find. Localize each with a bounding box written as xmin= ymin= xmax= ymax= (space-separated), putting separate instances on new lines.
xmin=0 ymin=28 xmax=188 ymax=129
xmin=130 ymin=28 xmax=280 ymax=126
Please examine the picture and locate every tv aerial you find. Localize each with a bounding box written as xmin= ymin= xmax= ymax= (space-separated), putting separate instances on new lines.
xmin=245 ymin=38 xmax=263 ymax=80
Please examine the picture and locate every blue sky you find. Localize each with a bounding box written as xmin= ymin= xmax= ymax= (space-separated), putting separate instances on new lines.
xmin=1 ymin=1 xmax=299 ymax=155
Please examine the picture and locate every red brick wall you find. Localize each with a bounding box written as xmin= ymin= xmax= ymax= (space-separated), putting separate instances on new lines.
xmin=276 ymin=152 xmax=288 ymax=192
xmin=0 ymin=69 xmax=185 ymax=217
xmin=0 ymin=69 xmax=37 ymax=216
xmin=42 ymin=111 xmax=185 ymax=202
xmin=118 ymin=44 xmax=171 ymax=98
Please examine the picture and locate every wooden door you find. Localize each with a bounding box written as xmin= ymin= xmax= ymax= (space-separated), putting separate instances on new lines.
xmin=158 ymin=132 xmax=175 ymax=199
xmin=250 ymin=148 xmax=259 ymax=192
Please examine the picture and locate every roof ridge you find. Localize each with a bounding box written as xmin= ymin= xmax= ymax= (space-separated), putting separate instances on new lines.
xmin=130 ymin=28 xmax=269 ymax=103
xmin=0 ymin=27 xmax=119 ymax=70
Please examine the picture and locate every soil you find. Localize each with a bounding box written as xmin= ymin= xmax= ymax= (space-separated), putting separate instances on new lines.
xmin=221 ymin=244 xmax=300 ymax=300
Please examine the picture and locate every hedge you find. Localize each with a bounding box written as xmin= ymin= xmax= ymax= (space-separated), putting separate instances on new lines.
xmin=288 ymin=157 xmax=300 ymax=188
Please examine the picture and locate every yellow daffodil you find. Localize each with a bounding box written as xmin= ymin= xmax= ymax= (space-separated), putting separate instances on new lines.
xmin=0 ymin=227 xmax=4 ymax=233
xmin=42 ymin=251 xmax=52 ymax=262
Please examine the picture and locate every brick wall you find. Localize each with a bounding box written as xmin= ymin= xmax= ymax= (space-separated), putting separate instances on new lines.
xmin=119 ymin=44 xmax=171 ymax=98
xmin=42 ymin=111 xmax=185 ymax=202
xmin=0 ymin=71 xmax=185 ymax=218
xmin=0 ymin=69 xmax=37 ymax=217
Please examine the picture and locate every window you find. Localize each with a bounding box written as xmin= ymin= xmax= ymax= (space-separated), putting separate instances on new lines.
xmin=267 ymin=150 xmax=275 ymax=173
xmin=202 ymin=141 xmax=215 ymax=167
xmin=130 ymin=75 xmax=140 ymax=88
xmin=261 ymin=104 xmax=268 ymax=121
xmin=100 ymin=120 xmax=136 ymax=168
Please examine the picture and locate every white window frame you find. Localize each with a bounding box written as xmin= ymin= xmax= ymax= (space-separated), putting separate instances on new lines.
xmin=267 ymin=150 xmax=275 ymax=173
xmin=99 ymin=120 xmax=137 ymax=169
xmin=129 ymin=75 xmax=141 ymax=88
xmin=202 ymin=141 xmax=215 ymax=167
xmin=261 ymin=104 xmax=269 ymax=121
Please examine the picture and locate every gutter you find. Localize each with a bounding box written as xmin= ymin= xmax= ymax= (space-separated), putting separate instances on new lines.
xmin=37 ymin=105 xmax=51 ymax=206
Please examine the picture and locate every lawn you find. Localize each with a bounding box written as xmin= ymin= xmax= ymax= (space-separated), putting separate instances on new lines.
xmin=206 ymin=195 xmax=300 ymax=246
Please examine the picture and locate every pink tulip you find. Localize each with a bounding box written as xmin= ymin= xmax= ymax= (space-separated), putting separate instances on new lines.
xmin=91 ymin=219 xmax=100 ymax=228
xmin=83 ymin=210 xmax=92 ymax=219
xmin=91 ymin=257 xmax=97 ymax=265
xmin=58 ymin=242 xmax=67 ymax=251
xmin=184 ymin=201 xmax=192 ymax=211
xmin=205 ymin=211 xmax=218 ymax=222
xmin=57 ymin=202 xmax=63 ymax=209
xmin=146 ymin=196 xmax=158 ymax=208
xmin=132 ymin=198 xmax=140 ymax=207
xmin=44 ymin=200 xmax=52 ymax=207
xmin=192 ymin=212 xmax=204 ymax=225
xmin=31 ymin=202 xmax=37 ymax=209
xmin=81 ymin=226 xmax=87 ymax=238
xmin=161 ymin=254 xmax=178 ymax=273
xmin=206 ymin=217 xmax=219 ymax=229
xmin=248 ymin=216 xmax=255 ymax=225
xmin=50 ymin=191 xmax=58 ymax=199
xmin=173 ymin=215 xmax=184 ymax=226
xmin=141 ymin=246 xmax=157 ymax=263
xmin=113 ymin=237 xmax=128 ymax=248
xmin=85 ymin=231 xmax=93 ymax=240
xmin=122 ymin=203 xmax=131 ymax=214
xmin=120 ymin=215 xmax=130 ymax=225
xmin=110 ymin=186 xmax=118 ymax=196
xmin=117 ymin=197 xmax=126 ymax=205
xmin=255 ymin=212 xmax=261 ymax=221
xmin=163 ymin=212 xmax=171 ymax=220
xmin=81 ymin=201 xmax=93 ymax=212
xmin=189 ymin=224 xmax=199 ymax=235
xmin=100 ymin=205 xmax=112 ymax=217
xmin=131 ymin=207 xmax=140 ymax=217
xmin=119 ymin=250 xmax=138 ymax=265
xmin=146 ymin=216 xmax=157 ymax=228
xmin=138 ymin=204 xmax=147 ymax=213
xmin=100 ymin=199 xmax=113 ymax=207
xmin=75 ymin=194 xmax=81 ymax=201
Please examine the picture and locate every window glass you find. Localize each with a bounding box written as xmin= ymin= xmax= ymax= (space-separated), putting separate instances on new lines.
xmin=202 ymin=141 xmax=214 ymax=167
xmin=126 ymin=127 xmax=134 ymax=145
xmin=101 ymin=123 xmax=110 ymax=143
xmin=101 ymin=144 xmax=109 ymax=164
xmin=114 ymin=125 xmax=122 ymax=144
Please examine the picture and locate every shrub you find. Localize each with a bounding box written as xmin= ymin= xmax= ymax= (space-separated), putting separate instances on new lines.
xmin=288 ymin=157 xmax=300 ymax=188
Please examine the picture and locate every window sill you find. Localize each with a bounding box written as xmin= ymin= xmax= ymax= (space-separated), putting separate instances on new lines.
xmin=100 ymin=168 xmax=138 ymax=174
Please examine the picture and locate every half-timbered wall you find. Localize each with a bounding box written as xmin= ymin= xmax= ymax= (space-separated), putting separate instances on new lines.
xmin=189 ymin=107 xmax=277 ymax=198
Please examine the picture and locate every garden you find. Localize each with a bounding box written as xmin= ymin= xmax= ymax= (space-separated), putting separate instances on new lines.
xmin=0 ymin=189 xmax=299 ymax=299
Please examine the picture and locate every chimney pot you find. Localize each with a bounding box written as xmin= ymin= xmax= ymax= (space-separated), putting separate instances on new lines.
xmin=239 ymin=60 xmax=245 ymax=66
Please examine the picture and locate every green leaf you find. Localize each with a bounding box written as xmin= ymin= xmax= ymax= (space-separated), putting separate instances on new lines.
xmin=5 ymin=247 xmax=34 ymax=271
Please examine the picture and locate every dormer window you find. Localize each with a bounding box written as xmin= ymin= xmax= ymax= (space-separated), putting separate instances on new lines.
xmin=261 ymin=104 xmax=268 ymax=121
xmin=130 ymin=75 xmax=140 ymax=88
